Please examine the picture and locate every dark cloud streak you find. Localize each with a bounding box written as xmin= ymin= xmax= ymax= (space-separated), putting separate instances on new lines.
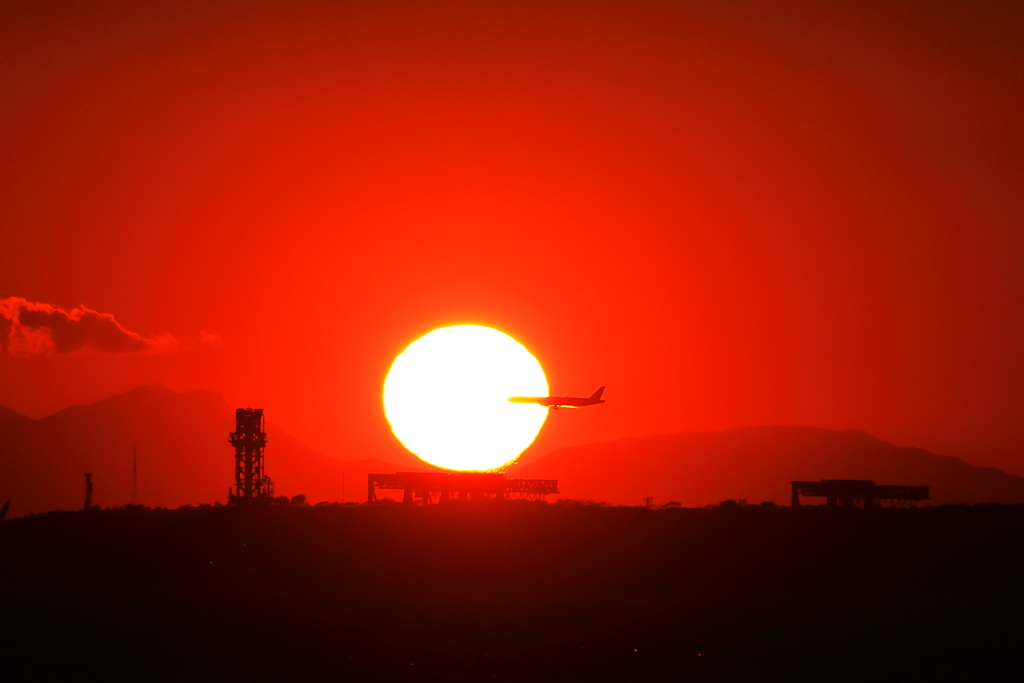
xmin=0 ymin=297 xmax=178 ymax=356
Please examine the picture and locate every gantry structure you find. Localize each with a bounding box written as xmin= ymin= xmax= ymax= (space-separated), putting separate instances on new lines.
xmin=368 ymin=471 xmax=558 ymax=504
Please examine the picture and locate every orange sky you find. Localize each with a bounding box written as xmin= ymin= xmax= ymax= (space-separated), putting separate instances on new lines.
xmin=2 ymin=1 xmax=1022 ymax=474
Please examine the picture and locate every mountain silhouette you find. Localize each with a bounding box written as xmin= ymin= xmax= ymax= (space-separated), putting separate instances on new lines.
xmin=5 ymin=390 xmax=1022 ymax=515
xmin=0 ymin=405 xmax=31 ymax=427
xmin=0 ymin=385 xmax=411 ymax=516
xmin=509 ymin=426 xmax=1024 ymax=506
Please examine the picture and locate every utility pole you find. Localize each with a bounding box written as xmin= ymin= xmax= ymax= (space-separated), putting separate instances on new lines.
xmin=131 ymin=442 xmax=138 ymax=505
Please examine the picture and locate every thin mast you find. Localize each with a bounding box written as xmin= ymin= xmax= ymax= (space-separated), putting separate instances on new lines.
xmin=131 ymin=442 xmax=138 ymax=505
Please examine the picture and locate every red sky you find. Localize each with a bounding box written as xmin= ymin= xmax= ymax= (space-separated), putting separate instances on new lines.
xmin=2 ymin=1 xmax=1022 ymax=474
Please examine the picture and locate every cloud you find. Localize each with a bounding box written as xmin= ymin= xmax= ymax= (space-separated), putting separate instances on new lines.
xmin=198 ymin=330 xmax=225 ymax=347
xmin=0 ymin=297 xmax=179 ymax=357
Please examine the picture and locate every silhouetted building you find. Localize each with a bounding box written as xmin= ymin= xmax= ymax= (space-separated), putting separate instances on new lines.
xmin=228 ymin=408 xmax=274 ymax=503
xmin=368 ymin=472 xmax=557 ymax=505
xmin=791 ymin=479 xmax=929 ymax=507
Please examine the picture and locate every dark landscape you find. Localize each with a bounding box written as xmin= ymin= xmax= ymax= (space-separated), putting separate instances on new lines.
xmin=2 ymin=502 xmax=1022 ymax=681
xmin=4 ymin=386 xmax=1023 ymax=680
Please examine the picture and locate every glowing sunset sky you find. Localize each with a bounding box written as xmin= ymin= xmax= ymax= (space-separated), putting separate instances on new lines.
xmin=1 ymin=1 xmax=1022 ymax=474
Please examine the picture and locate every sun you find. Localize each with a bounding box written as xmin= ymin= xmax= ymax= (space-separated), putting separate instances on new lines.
xmin=382 ymin=325 xmax=549 ymax=471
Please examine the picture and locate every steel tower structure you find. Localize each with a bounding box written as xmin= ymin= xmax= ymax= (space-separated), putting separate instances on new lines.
xmin=228 ymin=408 xmax=274 ymax=503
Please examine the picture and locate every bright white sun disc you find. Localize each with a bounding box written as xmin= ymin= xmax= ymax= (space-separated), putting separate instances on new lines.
xmin=383 ymin=325 xmax=548 ymax=471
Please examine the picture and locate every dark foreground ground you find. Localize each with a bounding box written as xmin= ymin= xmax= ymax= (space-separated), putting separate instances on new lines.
xmin=1 ymin=502 xmax=1022 ymax=682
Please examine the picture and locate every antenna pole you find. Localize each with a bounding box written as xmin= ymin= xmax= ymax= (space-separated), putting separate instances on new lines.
xmin=131 ymin=442 xmax=138 ymax=505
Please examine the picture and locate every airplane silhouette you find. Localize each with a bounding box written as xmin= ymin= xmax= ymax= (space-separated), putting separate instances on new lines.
xmin=507 ymin=386 xmax=606 ymax=410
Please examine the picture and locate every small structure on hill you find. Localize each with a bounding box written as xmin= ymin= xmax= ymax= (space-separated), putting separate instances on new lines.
xmin=368 ymin=471 xmax=558 ymax=504
xmin=791 ymin=479 xmax=929 ymax=508
xmin=228 ymin=408 xmax=274 ymax=503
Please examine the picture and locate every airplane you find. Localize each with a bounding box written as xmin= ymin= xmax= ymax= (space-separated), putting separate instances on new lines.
xmin=507 ymin=386 xmax=606 ymax=410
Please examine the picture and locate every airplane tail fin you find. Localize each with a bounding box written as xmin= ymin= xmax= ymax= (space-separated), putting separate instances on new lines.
xmin=590 ymin=386 xmax=606 ymax=400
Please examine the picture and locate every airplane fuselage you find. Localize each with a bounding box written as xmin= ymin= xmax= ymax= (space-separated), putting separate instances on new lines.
xmin=508 ymin=387 xmax=606 ymax=410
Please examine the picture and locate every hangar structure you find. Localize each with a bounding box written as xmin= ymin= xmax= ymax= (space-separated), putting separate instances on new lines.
xmin=791 ymin=480 xmax=929 ymax=508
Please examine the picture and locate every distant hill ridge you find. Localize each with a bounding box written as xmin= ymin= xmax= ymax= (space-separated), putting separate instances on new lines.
xmin=3 ymin=386 xmax=1023 ymax=515
xmin=0 ymin=404 xmax=32 ymax=426
xmin=0 ymin=384 xmax=411 ymax=517
xmin=509 ymin=425 xmax=1024 ymax=506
